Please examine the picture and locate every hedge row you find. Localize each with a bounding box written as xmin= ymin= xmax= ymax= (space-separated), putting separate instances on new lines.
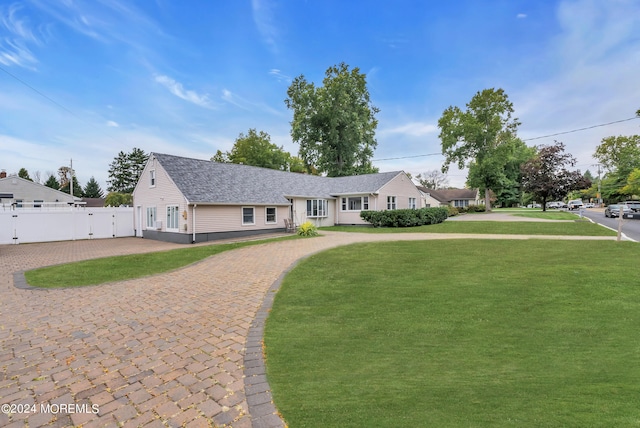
xmin=360 ymin=207 xmax=449 ymax=228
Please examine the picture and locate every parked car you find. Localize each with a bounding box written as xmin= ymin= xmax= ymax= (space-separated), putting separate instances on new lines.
xmin=546 ymin=201 xmax=565 ymax=209
xmin=604 ymin=204 xmax=632 ymax=218
xmin=622 ymin=201 xmax=640 ymax=212
xmin=526 ymin=203 xmax=541 ymax=208
xmin=584 ymin=203 xmax=595 ymax=208
xmin=568 ymin=199 xmax=584 ymax=210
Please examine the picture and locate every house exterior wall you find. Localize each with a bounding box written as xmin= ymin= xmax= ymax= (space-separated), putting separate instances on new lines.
xmin=421 ymin=193 xmax=442 ymax=207
xmin=193 ymin=205 xmax=289 ymax=233
xmin=290 ymin=197 xmax=336 ymax=227
xmin=0 ymin=176 xmax=76 ymax=206
xmin=133 ymin=157 xmax=187 ymax=236
xmin=376 ymin=173 xmax=423 ymax=211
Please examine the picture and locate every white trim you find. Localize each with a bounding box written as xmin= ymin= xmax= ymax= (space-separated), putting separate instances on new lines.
xmin=265 ymin=206 xmax=277 ymax=224
xmin=166 ymin=205 xmax=179 ymax=231
xmin=242 ymin=206 xmax=255 ymax=225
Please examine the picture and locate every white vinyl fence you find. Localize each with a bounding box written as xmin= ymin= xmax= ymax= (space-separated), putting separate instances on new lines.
xmin=0 ymin=206 xmax=134 ymax=245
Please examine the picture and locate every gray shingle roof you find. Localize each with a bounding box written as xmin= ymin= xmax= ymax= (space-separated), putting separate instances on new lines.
xmin=419 ymin=186 xmax=478 ymax=202
xmin=153 ymin=153 xmax=404 ymax=205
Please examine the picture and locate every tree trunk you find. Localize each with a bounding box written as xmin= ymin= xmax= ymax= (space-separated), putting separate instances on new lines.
xmin=485 ymin=188 xmax=491 ymax=212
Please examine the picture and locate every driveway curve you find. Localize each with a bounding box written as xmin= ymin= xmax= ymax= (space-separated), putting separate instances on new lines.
xmin=0 ymin=231 xmax=621 ymax=427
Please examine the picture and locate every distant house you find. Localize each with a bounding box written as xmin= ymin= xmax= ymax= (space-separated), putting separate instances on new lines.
xmin=132 ymin=153 xmax=423 ymax=243
xmin=0 ymin=174 xmax=78 ymax=208
xmin=418 ymin=187 xmax=482 ymax=208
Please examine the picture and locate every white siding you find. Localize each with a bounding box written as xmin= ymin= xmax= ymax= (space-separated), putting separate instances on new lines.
xmin=193 ymin=205 xmax=289 ymax=233
xmin=133 ymin=156 xmax=187 ymax=234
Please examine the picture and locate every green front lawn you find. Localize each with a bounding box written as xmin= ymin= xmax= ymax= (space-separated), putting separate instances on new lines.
xmin=265 ymin=240 xmax=640 ymax=427
xmin=323 ymin=220 xmax=614 ymax=236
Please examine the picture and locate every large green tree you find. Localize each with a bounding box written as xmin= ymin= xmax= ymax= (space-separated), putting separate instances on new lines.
xmin=83 ymin=176 xmax=104 ymax=198
xmin=285 ymin=62 xmax=379 ymax=177
xmin=593 ymin=135 xmax=640 ymax=200
xmin=44 ymin=174 xmax=60 ymax=190
xmin=438 ymin=88 xmax=521 ymax=211
xmin=107 ymin=148 xmax=149 ymax=193
xmin=18 ymin=168 xmax=32 ymax=181
xmin=469 ymin=137 xmax=535 ymax=207
xmin=520 ymin=141 xmax=591 ymax=211
xmin=60 ymin=176 xmax=84 ymax=197
xmin=212 ymin=129 xmax=292 ymax=170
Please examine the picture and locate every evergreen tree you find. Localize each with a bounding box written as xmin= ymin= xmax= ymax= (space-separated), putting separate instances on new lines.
xmin=107 ymin=148 xmax=148 ymax=193
xmin=83 ymin=177 xmax=104 ymax=198
xmin=18 ymin=168 xmax=32 ymax=181
xmin=44 ymin=174 xmax=60 ymax=190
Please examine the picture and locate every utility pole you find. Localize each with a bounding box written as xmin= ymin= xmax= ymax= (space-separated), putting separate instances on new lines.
xmin=70 ymin=159 xmax=73 ymax=199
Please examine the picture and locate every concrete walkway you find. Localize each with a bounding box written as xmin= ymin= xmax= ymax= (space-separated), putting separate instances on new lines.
xmin=0 ymin=231 xmax=623 ymax=427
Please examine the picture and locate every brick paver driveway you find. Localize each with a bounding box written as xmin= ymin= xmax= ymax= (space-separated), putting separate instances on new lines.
xmin=0 ymin=231 xmax=621 ymax=427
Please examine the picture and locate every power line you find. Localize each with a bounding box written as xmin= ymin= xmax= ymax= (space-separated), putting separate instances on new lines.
xmin=522 ymin=117 xmax=639 ymax=141
xmin=374 ymin=116 xmax=640 ymax=162
xmin=0 ymin=63 xmax=121 ymax=144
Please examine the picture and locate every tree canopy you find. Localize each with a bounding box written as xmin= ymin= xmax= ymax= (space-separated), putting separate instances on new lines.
xmin=285 ymin=62 xmax=379 ymax=176
xmin=18 ymin=168 xmax=32 ymax=181
xmin=44 ymin=174 xmax=60 ymax=190
xmin=107 ymin=148 xmax=148 ymax=193
xmin=83 ymin=176 xmax=104 ymax=198
xmin=438 ymin=88 xmax=522 ymax=210
xmin=520 ymin=141 xmax=591 ymax=211
xmin=415 ymin=170 xmax=449 ymax=189
xmin=212 ymin=129 xmax=295 ymax=171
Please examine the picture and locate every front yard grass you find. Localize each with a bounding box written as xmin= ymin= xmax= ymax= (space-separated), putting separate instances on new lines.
xmin=24 ymin=235 xmax=300 ymax=288
xmin=265 ymin=240 xmax=640 ymax=427
xmin=323 ymin=220 xmax=614 ymax=236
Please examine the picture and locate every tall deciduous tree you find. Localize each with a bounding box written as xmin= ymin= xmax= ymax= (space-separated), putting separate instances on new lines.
xmin=438 ymin=88 xmax=521 ymax=211
xmin=415 ymin=170 xmax=449 ymax=189
xmin=83 ymin=176 xmax=104 ymax=198
xmin=211 ymin=129 xmax=293 ymax=170
xmin=107 ymin=148 xmax=149 ymax=193
xmin=520 ymin=141 xmax=591 ymax=211
xmin=285 ymin=62 xmax=379 ymax=176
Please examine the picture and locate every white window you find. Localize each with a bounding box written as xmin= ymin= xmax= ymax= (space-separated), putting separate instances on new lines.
xmin=146 ymin=207 xmax=157 ymax=229
xmin=387 ymin=196 xmax=397 ymax=210
xmin=409 ymin=198 xmax=417 ymax=209
xmin=265 ymin=207 xmax=277 ymax=224
xmin=166 ymin=205 xmax=179 ymax=230
xmin=34 ymin=200 xmax=43 ymax=208
xmin=15 ymin=199 xmax=23 ymax=208
xmin=306 ymin=199 xmax=328 ymax=217
xmin=150 ymin=170 xmax=156 ymax=187
xmin=454 ymin=200 xmax=469 ymax=208
xmin=341 ymin=196 xmax=369 ymax=211
xmin=242 ymin=207 xmax=255 ymax=225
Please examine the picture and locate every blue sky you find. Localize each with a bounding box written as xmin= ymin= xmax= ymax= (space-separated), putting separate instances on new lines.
xmin=1 ymin=0 xmax=639 ymax=190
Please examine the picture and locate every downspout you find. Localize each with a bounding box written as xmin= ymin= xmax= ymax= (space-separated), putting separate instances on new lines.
xmin=192 ymin=204 xmax=197 ymax=244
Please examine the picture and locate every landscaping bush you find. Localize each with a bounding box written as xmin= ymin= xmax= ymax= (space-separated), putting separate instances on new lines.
xmin=467 ymin=204 xmax=486 ymax=212
xmin=360 ymin=207 xmax=448 ymax=228
xmin=297 ymin=221 xmax=319 ymax=236
xmin=447 ymin=206 xmax=459 ymax=217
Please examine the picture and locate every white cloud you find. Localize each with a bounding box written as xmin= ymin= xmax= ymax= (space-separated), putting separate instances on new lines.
xmin=106 ymin=120 xmax=119 ymax=127
xmin=0 ymin=4 xmax=40 ymax=68
xmin=380 ymin=122 xmax=438 ymax=137
xmin=269 ymin=68 xmax=291 ymax=83
xmin=154 ymin=75 xmax=214 ymax=109
xmin=252 ymin=0 xmax=279 ymax=52
xmin=516 ymin=13 xmax=527 ymax=19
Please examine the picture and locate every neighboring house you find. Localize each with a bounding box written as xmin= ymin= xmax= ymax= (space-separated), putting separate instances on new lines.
xmin=81 ymin=198 xmax=106 ymax=207
xmin=0 ymin=174 xmax=78 ymax=208
xmin=132 ymin=153 xmax=423 ymax=243
xmin=418 ymin=187 xmax=482 ymax=208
